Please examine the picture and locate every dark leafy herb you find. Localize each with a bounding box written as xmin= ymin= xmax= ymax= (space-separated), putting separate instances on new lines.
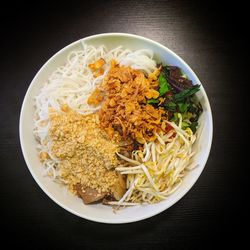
xmin=162 ymin=65 xmax=193 ymax=92
xmin=159 ymin=74 xmax=171 ymax=96
xmin=171 ymin=112 xmax=179 ymax=123
xmin=164 ymin=101 xmax=177 ymax=112
xmin=189 ymin=121 xmax=198 ymax=133
xmin=162 ymin=65 xmax=170 ymax=77
xmin=178 ymin=102 xmax=189 ymax=113
xmin=189 ymin=102 xmax=203 ymax=122
xmin=147 ymin=99 xmax=159 ymax=104
xmin=168 ymin=66 xmax=182 ymax=78
xmin=147 ymin=64 xmax=202 ymax=134
xmin=189 ymin=103 xmax=198 ymax=113
xmin=174 ymin=85 xmax=200 ymax=102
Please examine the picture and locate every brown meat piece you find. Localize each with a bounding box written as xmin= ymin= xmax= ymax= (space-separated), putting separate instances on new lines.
xmin=110 ymin=174 xmax=126 ymax=200
xmin=102 ymin=174 xmax=127 ymax=204
xmin=75 ymin=174 xmax=126 ymax=204
xmin=75 ymin=184 xmax=106 ymax=204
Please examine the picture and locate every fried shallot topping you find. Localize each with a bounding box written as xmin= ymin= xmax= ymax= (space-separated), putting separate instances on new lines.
xmin=88 ymin=58 xmax=106 ymax=78
xmin=88 ymin=60 xmax=169 ymax=143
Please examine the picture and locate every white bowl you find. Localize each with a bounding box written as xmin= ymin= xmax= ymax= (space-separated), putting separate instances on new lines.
xmin=19 ymin=33 xmax=213 ymax=223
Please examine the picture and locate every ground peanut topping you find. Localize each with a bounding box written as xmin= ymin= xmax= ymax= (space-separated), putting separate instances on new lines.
xmin=48 ymin=105 xmax=125 ymax=198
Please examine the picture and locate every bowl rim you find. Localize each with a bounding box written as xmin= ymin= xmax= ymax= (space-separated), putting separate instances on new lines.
xmin=19 ymin=32 xmax=213 ymax=224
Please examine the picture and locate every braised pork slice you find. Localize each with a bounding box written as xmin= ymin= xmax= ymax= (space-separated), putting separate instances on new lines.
xmin=75 ymin=184 xmax=106 ymax=204
xmin=75 ymin=173 xmax=126 ymax=204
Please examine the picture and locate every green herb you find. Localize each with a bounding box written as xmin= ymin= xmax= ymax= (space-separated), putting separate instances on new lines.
xmin=181 ymin=121 xmax=190 ymax=130
xmin=178 ymin=102 xmax=189 ymax=113
xmin=164 ymin=101 xmax=177 ymax=112
xmin=189 ymin=103 xmax=197 ymax=113
xmin=174 ymin=85 xmax=200 ymax=102
xmin=162 ymin=65 xmax=170 ymax=77
xmin=149 ymin=65 xmax=202 ymax=134
xmin=171 ymin=112 xmax=179 ymax=123
xmin=147 ymin=99 xmax=159 ymax=104
xmin=159 ymin=74 xmax=171 ymax=96
xmin=189 ymin=102 xmax=203 ymax=114
xmin=189 ymin=121 xmax=198 ymax=133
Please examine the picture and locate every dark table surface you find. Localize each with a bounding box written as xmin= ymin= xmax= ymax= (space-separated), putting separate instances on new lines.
xmin=0 ymin=0 xmax=246 ymax=248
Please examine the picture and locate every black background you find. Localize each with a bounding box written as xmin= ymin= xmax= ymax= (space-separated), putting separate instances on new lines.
xmin=0 ymin=0 xmax=247 ymax=249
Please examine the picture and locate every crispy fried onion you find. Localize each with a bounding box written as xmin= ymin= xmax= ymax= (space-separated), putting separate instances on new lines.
xmin=88 ymin=61 xmax=171 ymax=143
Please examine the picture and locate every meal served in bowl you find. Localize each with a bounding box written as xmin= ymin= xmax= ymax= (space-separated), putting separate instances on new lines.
xmin=34 ymin=43 xmax=203 ymax=207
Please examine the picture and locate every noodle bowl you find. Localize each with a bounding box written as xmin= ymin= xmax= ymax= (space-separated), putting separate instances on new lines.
xmin=20 ymin=33 xmax=213 ymax=223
